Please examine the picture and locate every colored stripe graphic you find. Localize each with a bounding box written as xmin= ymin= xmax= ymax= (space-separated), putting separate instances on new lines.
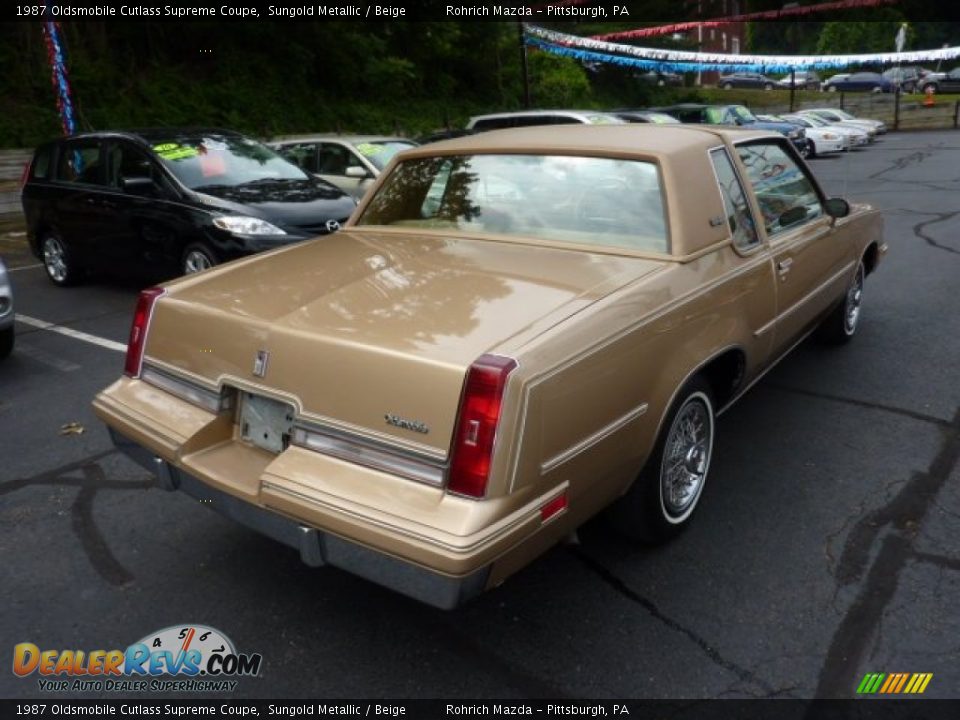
xmin=857 ymin=672 xmax=932 ymax=694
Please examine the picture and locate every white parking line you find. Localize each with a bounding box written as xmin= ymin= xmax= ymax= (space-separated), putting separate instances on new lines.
xmin=8 ymin=263 xmax=43 ymax=272
xmin=16 ymin=314 xmax=127 ymax=353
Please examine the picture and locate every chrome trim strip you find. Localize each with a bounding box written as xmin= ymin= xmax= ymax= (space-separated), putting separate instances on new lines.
xmin=540 ymin=403 xmax=649 ymax=474
xmin=141 ymin=363 xmax=231 ymax=413
xmin=292 ymin=425 xmax=446 ymax=487
xmin=754 ymin=261 xmax=854 ymax=338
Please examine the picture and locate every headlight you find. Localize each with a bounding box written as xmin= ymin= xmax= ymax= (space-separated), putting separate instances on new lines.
xmin=823 ymin=132 xmax=839 ymax=140
xmin=787 ymin=129 xmax=800 ymax=139
xmin=213 ymin=216 xmax=287 ymax=236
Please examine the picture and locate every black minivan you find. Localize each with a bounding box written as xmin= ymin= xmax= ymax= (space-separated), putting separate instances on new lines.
xmin=21 ymin=129 xmax=358 ymax=285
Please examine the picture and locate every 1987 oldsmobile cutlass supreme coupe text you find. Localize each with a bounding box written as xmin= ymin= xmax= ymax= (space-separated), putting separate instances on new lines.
xmin=94 ymin=126 xmax=886 ymax=608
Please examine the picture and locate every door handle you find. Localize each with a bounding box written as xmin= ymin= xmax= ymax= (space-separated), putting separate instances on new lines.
xmin=777 ymin=258 xmax=793 ymax=275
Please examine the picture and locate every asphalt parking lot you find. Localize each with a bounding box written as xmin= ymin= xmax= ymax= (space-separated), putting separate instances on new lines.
xmin=1 ymin=131 xmax=959 ymax=701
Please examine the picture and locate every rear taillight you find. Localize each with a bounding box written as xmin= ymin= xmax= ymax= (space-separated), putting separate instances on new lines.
xmin=124 ymin=287 xmax=166 ymax=377
xmin=447 ymin=354 xmax=517 ymax=498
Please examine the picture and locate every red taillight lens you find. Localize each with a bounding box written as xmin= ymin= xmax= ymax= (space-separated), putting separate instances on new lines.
xmin=124 ymin=287 xmax=166 ymax=377
xmin=447 ymin=354 xmax=518 ymax=498
xmin=19 ymin=161 xmax=31 ymax=189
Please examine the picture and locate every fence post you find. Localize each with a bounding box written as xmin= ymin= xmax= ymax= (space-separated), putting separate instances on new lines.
xmin=894 ymin=88 xmax=900 ymax=131
xmin=840 ymin=92 xmax=845 ymax=110
xmin=954 ymin=101 xmax=959 ymax=130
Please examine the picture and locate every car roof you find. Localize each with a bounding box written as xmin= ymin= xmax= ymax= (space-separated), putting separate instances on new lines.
xmin=467 ymin=109 xmax=625 ymax=123
xmin=269 ymin=134 xmax=415 ymax=145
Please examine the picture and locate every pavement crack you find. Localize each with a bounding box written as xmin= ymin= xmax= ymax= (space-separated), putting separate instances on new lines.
xmin=571 ymin=547 xmax=774 ymax=694
xmin=814 ymin=406 xmax=960 ymax=697
xmin=767 ymin=384 xmax=950 ymax=427
xmin=869 ymin=149 xmax=936 ymax=179
xmin=912 ymin=550 xmax=960 ymax=572
xmin=1 ymin=450 xmax=154 ymax=587
xmin=911 ymin=210 xmax=960 ymax=256
xmin=834 ymin=406 xmax=960 ymax=586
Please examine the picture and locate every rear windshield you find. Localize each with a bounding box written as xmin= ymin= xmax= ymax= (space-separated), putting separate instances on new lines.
xmin=357 ymin=154 xmax=669 ymax=254
xmin=149 ymin=134 xmax=308 ymax=190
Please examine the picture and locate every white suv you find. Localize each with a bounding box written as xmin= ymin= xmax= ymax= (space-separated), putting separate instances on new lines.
xmin=466 ymin=110 xmax=625 ymax=132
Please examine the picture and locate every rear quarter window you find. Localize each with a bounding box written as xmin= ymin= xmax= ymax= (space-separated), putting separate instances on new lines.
xmin=30 ymin=147 xmax=52 ymax=181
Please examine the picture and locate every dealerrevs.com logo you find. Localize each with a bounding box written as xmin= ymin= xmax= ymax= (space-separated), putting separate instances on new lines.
xmin=13 ymin=624 xmax=262 ymax=693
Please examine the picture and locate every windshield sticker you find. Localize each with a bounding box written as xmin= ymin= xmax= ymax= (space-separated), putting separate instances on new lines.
xmin=355 ymin=142 xmax=382 ymax=157
xmin=199 ymin=154 xmax=226 ymax=177
xmin=153 ymin=143 xmax=200 ymax=161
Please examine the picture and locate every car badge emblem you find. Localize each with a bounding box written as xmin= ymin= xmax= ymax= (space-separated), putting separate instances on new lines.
xmin=253 ymin=350 xmax=270 ymax=378
xmin=325 ymin=220 xmax=341 ymax=233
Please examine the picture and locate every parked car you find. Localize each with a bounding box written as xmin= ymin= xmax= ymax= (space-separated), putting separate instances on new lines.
xmin=882 ymin=66 xmax=927 ymax=93
xmin=822 ymin=72 xmax=893 ymax=93
xmin=821 ymin=74 xmax=851 ymax=91
xmin=636 ymin=69 xmax=684 ymax=87
xmin=801 ymin=108 xmax=886 ymax=136
xmin=917 ymin=67 xmax=960 ymax=93
xmin=415 ymin=128 xmax=476 ymax=145
xmin=466 ymin=110 xmax=626 ymax=132
xmin=781 ymin=113 xmax=869 ymax=150
xmin=20 ymin=129 xmax=357 ymax=285
xmin=718 ymin=72 xmax=777 ymax=90
xmin=612 ymin=110 xmax=681 ymax=124
xmin=757 ymin=114 xmax=845 ymax=157
xmin=657 ymin=103 xmax=811 ymax=156
xmin=270 ymin=135 xmax=417 ymax=201
xmin=93 ymin=125 xmax=885 ymax=608
xmin=777 ymin=71 xmax=821 ymax=90
xmin=0 ymin=257 xmax=13 ymax=359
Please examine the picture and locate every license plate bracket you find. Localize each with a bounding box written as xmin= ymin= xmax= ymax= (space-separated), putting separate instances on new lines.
xmin=239 ymin=392 xmax=295 ymax=454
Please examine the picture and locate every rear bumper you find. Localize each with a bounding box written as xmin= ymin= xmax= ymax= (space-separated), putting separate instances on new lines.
xmin=108 ymin=427 xmax=489 ymax=610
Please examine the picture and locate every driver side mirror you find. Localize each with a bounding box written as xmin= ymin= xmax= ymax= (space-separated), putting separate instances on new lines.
xmin=824 ymin=197 xmax=850 ymax=219
xmin=345 ymin=166 xmax=371 ymax=179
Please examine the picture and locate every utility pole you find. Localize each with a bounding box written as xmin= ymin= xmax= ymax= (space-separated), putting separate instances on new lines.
xmin=518 ymin=22 xmax=531 ymax=109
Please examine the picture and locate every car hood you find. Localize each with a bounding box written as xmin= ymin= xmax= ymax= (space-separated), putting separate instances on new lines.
xmin=744 ymin=120 xmax=797 ymax=134
xmin=192 ymin=178 xmax=357 ymax=232
xmin=145 ymin=230 xmax=666 ymax=450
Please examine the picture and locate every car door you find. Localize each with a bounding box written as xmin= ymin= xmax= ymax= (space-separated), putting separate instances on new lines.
xmin=103 ymin=139 xmax=191 ymax=273
xmin=49 ymin=137 xmax=116 ymax=268
xmin=942 ymin=69 xmax=960 ymax=92
xmin=317 ymin=142 xmax=371 ymax=199
xmin=735 ymin=139 xmax=855 ymax=356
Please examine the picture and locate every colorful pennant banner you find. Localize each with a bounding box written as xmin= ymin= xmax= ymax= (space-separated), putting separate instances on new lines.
xmin=525 ymin=24 xmax=960 ymax=72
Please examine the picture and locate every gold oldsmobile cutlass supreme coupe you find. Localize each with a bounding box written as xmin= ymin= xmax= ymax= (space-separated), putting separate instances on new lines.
xmin=94 ymin=125 xmax=886 ymax=608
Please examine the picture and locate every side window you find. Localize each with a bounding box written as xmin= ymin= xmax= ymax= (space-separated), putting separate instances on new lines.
xmin=709 ymin=148 xmax=759 ymax=250
xmin=31 ymin=147 xmax=52 ymax=180
xmin=278 ymin=143 xmax=319 ymax=173
xmin=736 ymin=142 xmax=824 ymax=238
xmin=105 ymin=143 xmax=160 ymax=192
xmin=318 ymin=144 xmax=358 ymax=176
xmin=55 ymin=140 xmax=103 ymax=186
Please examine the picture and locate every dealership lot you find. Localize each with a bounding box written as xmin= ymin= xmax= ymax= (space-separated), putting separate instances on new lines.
xmin=1 ymin=131 xmax=959 ymax=699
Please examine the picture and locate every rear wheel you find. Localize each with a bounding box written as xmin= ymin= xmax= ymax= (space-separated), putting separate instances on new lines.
xmin=764 ymin=82 xmax=774 ymax=91
xmin=827 ymin=85 xmax=837 ymax=92
xmin=181 ymin=243 xmax=218 ymax=275
xmin=41 ymin=232 xmax=80 ymax=287
xmin=609 ymin=377 xmax=715 ymax=543
xmin=0 ymin=326 xmax=13 ymax=359
xmin=722 ymin=82 xmax=733 ymax=90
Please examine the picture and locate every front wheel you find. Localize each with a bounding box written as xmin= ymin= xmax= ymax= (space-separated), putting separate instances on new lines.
xmin=826 ymin=85 xmax=837 ymax=92
xmin=764 ymin=83 xmax=774 ymax=91
xmin=722 ymin=82 xmax=733 ymax=90
xmin=181 ymin=243 xmax=218 ymax=275
xmin=608 ymin=377 xmax=715 ymax=543
xmin=818 ymin=260 xmax=865 ymax=345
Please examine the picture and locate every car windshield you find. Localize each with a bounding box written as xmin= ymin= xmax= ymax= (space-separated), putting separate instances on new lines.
xmin=730 ymin=106 xmax=758 ymax=123
xmin=357 ymin=153 xmax=669 ymax=254
xmin=833 ymin=110 xmax=857 ymax=120
xmin=150 ymin=134 xmax=309 ymax=190
xmin=352 ymin=140 xmax=417 ymax=171
xmin=644 ymin=113 xmax=680 ymax=124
